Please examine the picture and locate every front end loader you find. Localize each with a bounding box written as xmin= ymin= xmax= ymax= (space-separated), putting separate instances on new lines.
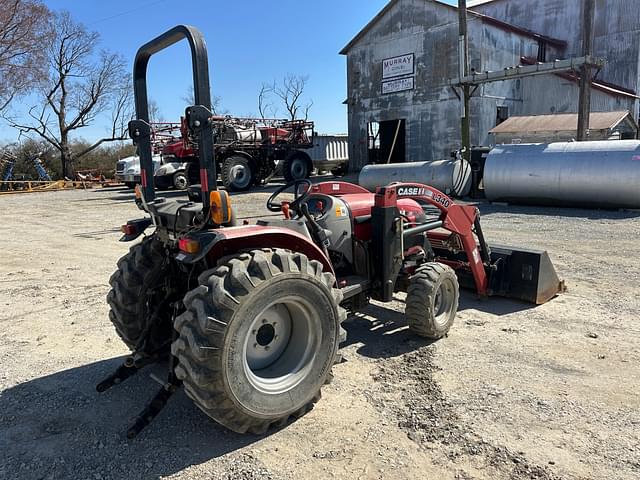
xmin=99 ymin=25 xmax=565 ymax=438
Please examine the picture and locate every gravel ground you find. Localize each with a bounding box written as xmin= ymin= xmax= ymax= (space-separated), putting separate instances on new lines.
xmin=0 ymin=182 xmax=639 ymax=480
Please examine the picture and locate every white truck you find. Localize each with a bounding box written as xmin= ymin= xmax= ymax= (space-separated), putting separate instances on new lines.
xmin=115 ymin=154 xmax=190 ymax=190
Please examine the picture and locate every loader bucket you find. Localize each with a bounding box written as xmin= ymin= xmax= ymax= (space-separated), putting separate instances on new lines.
xmin=488 ymin=245 xmax=565 ymax=304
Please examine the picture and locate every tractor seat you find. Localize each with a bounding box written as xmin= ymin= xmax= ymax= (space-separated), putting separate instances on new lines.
xmin=148 ymin=198 xmax=203 ymax=232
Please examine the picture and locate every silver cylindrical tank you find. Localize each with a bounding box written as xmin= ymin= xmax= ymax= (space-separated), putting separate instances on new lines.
xmin=358 ymin=160 xmax=472 ymax=197
xmin=484 ymin=141 xmax=640 ymax=208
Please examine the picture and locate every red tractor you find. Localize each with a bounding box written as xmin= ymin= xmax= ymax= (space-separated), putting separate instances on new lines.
xmin=101 ymin=26 xmax=564 ymax=438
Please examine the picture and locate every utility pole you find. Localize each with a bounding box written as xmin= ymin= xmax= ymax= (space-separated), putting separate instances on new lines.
xmin=577 ymin=0 xmax=595 ymax=141
xmin=458 ymin=0 xmax=471 ymax=162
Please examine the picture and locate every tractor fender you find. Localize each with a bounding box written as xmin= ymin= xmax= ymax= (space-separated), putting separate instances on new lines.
xmin=175 ymin=225 xmax=335 ymax=276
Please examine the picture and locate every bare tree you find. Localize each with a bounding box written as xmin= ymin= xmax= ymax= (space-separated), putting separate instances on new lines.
xmin=0 ymin=0 xmax=51 ymax=112
xmin=257 ymin=82 xmax=276 ymax=119
xmin=182 ymin=86 xmax=226 ymax=115
xmin=148 ymin=99 xmax=164 ymax=124
xmin=273 ymin=73 xmax=313 ymax=121
xmin=3 ymin=11 xmax=132 ymax=178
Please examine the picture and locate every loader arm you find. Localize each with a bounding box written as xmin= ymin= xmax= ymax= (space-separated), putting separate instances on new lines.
xmin=382 ymin=182 xmax=490 ymax=297
xmin=387 ymin=182 xmax=564 ymax=304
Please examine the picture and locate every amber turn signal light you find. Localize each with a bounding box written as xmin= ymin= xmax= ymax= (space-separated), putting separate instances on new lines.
xmin=209 ymin=190 xmax=232 ymax=225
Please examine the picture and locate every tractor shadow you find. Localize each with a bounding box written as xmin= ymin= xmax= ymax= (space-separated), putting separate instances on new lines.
xmin=342 ymin=291 xmax=535 ymax=360
xmin=457 ymin=292 xmax=535 ymax=315
xmin=342 ymin=302 xmax=437 ymax=359
xmin=0 ymin=356 xmax=271 ymax=479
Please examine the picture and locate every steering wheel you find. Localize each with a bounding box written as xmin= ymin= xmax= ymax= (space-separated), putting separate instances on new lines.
xmin=266 ymin=179 xmax=313 ymax=214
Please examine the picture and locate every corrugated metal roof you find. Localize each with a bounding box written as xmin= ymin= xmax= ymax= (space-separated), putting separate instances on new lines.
xmin=489 ymin=111 xmax=634 ymax=134
xmin=339 ymin=0 xmax=565 ymax=55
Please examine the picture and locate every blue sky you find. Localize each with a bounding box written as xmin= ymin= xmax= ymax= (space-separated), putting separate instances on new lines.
xmin=2 ymin=0 xmax=457 ymax=142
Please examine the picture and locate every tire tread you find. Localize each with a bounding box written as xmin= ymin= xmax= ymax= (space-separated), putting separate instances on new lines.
xmin=172 ymin=248 xmax=346 ymax=434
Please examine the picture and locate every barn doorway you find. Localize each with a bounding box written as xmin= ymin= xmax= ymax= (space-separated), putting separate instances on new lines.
xmin=367 ymin=119 xmax=405 ymax=164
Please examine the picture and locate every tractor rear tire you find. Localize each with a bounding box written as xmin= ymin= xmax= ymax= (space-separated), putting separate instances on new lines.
xmin=282 ymin=153 xmax=311 ymax=183
xmin=405 ymin=262 xmax=459 ymax=339
xmin=221 ymin=155 xmax=254 ymax=192
xmin=106 ymin=236 xmax=174 ymax=355
xmin=172 ymin=249 xmax=347 ymax=434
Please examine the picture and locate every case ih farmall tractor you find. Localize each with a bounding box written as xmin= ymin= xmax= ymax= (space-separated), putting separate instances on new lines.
xmin=101 ymin=26 xmax=564 ymax=438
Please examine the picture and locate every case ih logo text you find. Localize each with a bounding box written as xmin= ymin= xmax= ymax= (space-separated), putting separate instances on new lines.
xmin=397 ymin=186 xmax=426 ymax=196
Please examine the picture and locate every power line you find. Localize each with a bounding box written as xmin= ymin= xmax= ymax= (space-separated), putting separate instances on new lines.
xmin=87 ymin=0 xmax=169 ymax=26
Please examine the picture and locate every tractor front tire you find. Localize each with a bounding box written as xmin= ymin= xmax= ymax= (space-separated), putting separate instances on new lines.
xmin=106 ymin=236 xmax=174 ymax=356
xmin=172 ymin=249 xmax=346 ymax=434
xmin=405 ymin=262 xmax=459 ymax=339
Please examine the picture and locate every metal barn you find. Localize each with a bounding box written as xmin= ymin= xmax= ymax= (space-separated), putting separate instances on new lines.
xmin=341 ymin=0 xmax=640 ymax=170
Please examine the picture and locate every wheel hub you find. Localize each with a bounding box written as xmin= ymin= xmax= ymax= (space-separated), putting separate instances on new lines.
xmin=256 ymin=323 xmax=275 ymax=346
xmin=243 ymin=297 xmax=319 ymax=394
xmin=434 ymin=280 xmax=455 ymax=327
xmin=174 ymin=175 xmax=187 ymax=189
xmin=246 ymin=303 xmax=292 ymax=371
xmin=290 ymin=159 xmax=306 ymax=179
xmin=229 ymin=164 xmax=250 ymax=188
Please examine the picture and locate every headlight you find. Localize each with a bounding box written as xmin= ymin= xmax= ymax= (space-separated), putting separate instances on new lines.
xmin=155 ymin=166 xmax=168 ymax=176
xmin=126 ymin=168 xmax=136 ymax=173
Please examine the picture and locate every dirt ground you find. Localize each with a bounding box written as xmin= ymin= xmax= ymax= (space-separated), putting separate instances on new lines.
xmin=1 ymin=183 xmax=638 ymax=480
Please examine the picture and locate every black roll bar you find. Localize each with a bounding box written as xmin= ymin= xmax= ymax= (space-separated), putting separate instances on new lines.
xmin=129 ymin=25 xmax=216 ymax=210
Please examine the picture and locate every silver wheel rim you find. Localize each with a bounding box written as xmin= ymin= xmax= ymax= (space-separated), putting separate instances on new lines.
xmin=229 ymin=163 xmax=251 ymax=189
xmin=243 ymin=297 xmax=320 ymax=394
xmin=174 ymin=174 xmax=187 ymax=189
xmin=290 ymin=158 xmax=307 ymax=180
xmin=433 ymin=278 xmax=456 ymax=327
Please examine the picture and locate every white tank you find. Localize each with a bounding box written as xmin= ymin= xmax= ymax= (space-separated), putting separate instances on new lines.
xmin=484 ymin=140 xmax=640 ymax=208
xmin=358 ymin=160 xmax=472 ymax=197
xmin=232 ymin=125 xmax=262 ymax=142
